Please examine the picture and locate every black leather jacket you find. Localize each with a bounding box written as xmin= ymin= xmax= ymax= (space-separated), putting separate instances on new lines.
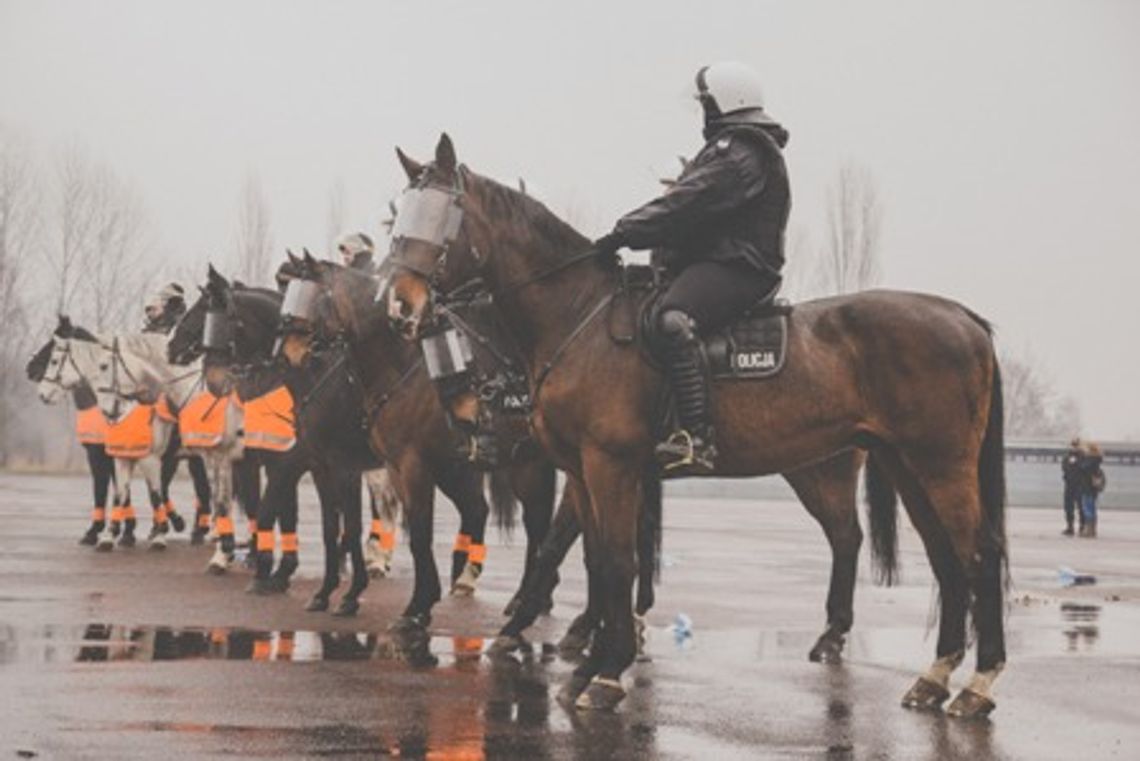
xmin=613 ymin=113 xmax=790 ymax=277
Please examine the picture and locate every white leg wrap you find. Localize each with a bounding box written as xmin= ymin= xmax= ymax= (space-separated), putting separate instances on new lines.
xmin=925 ymin=650 xmax=966 ymax=687
xmin=964 ymin=664 xmax=1004 ymax=699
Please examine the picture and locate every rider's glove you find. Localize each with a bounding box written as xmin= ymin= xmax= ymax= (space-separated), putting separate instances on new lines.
xmin=593 ymin=232 xmax=625 ymax=265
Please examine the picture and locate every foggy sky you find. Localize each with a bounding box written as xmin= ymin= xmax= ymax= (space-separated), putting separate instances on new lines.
xmin=2 ymin=0 xmax=1138 ymax=438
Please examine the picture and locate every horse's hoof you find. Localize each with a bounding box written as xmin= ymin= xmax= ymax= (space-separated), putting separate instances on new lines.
xmin=946 ymin=688 xmax=996 ymax=720
xmin=207 ymin=563 xmax=227 ymax=576
xmin=79 ymin=531 xmax=99 ymax=546
xmin=450 ymin=562 xmax=481 ymax=596
xmin=168 ymin=512 xmax=186 ymax=533
xmin=95 ymin=537 xmax=114 ymax=552
xmin=118 ymin=534 xmax=136 ymax=548
xmin=332 ymin=598 xmax=360 ymax=617
xmin=148 ymin=537 xmax=167 ymax=551
xmin=488 ymin=634 xmax=523 ymax=656
xmin=389 ymin=613 xmax=430 ymax=633
xmin=367 ymin=562 xmax=390 ymax=579
xmin=901 ymin=676 xmax=951 ymax=711
xmin=305 ymin=595 xmax=330 ymax=612
xmin=556 ymin=673 xmax=593 ymax=706
xmin=246 ymin=577 xmax=284 ymax=595
xmin=557 ymin=629 xmax=591 ymax=658
xmin=574 ymin=677 xmax=625 ymax=711
xmin=189 ymin=530 xmax=206 ymax=547
xmin=808 ymin=633 xmax=845 ymax=664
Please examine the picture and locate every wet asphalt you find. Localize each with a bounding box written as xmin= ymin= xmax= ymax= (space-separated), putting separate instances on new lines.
xmin=1 ymin=472 xmax=1138 ymax=760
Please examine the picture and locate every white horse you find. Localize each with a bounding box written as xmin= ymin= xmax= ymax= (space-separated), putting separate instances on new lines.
xmin=37 ymin=334 xmax=197 ymax=550
xmin=89 ymin=332 xmax=249 ymax=573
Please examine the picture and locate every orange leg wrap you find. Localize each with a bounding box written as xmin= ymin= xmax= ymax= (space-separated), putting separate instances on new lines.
xmin=379 ymin=530 xmax=396 ymax=551
xmin=280 ymin=533 xmax=299 ymax=553
xmin=467 ymin=544 xmax=487 ymax=564
xmin=215 ymin=516 xmax=234 ymax=536
xmin=453 ymin=533 xmax=472 ymax=553
xmin=256 ymin=531 xmax=276 ymax=552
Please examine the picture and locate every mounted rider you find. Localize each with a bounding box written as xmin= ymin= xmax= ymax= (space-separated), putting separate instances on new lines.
xmin=593 ymin=61 xmax=790 ymax=473
xmin=142 ymin=282 xmax=187 ymax=335
xmin=336 ymin=232 xmax=375 ymax=271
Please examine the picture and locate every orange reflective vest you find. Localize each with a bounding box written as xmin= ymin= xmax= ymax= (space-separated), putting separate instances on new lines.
xmin=179 ymin=392 xmax=231 ymax=449
xmin=75 ymin=407 xmax=109 ymax=445
xmin=105 ymin=404 xmax=154 ymax=459
xmin=241 ymin=385 xmax=296 ymax=452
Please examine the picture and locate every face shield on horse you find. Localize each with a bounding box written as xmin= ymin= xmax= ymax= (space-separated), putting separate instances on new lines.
xmin=384 ymin=133 xmax=1008 ymax=720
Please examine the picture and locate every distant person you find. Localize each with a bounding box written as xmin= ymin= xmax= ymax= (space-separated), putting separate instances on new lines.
xmin=1078 ymin=441 xmax=1106 ymax=538
xmin=1060 ymin=437 xmax=1084 ymax=536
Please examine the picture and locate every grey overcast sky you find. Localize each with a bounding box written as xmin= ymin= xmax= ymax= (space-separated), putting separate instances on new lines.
xmin=2 ymin=0 xmax=1138 ymax=437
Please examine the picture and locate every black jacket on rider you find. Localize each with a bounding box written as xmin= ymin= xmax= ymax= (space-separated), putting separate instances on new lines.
xmin=612 ymin=114 xmax=791 ymax=280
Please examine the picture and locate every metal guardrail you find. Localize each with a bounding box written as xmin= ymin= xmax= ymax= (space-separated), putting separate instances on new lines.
xmin=1005 ymin=440 xmax=1140 ymax=466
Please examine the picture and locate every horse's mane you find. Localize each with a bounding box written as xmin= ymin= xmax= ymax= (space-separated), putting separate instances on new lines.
xmin=465 ymin=169 xmax=591 ymax=254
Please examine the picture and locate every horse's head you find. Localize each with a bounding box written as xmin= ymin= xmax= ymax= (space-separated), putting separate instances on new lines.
xmin=168 ymin=283 xmax=209 ymax=365
xmin=386 ymin=133 xmax=486 ymax=340
xmin=37 ymin=335 xmax=90 ymax=405
xmin=276 ymin=251 xmax=339 ymax=368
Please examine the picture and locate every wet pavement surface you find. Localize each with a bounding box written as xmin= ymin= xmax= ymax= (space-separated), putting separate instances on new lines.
xmin=1 ymin=472 xmax=1138 ymax=759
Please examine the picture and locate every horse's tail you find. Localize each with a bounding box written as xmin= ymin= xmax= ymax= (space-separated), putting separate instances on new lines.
xmin=489 ymin=468 xmax=518 ymax=535
xmin=865 ymin=449 xmax=900 ymax=586
xmin=979 ymin=357 xmax=1008 ymax=563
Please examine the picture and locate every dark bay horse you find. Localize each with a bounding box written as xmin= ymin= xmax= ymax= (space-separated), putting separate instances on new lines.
xmin=301 ymin=256 xmax=898 ymax=670
xmin=169 ymin=269 xmax=384 ymax=614
xmin=278 ymin=254 xmax=570 ymax=632
xmin=385 ymin=135 xmax=1007 ymax=719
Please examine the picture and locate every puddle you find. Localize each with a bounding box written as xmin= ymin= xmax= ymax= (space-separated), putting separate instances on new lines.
xmin=0 ymin=623 xmax=555 ymax=668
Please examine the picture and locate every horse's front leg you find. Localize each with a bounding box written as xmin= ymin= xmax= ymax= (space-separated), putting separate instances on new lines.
xmin=96 ymin=458 xmax=132 ymax=551
xmin=140 ymin=454 xmax=169 ymax=550
xmin=207 ymin=453 xmax=236 ymax=574
xmin=390 ymin=458 xmax=440 ymax=633
xmin=333 ymin=469 xmax=369 ymax=617
xmin=305 ymin=465 xmax=342 ymax=612
xmin=573 ymin=450 xmax=641 ymax=712
xmin=118 ymin=460 xmax=139 ymax=548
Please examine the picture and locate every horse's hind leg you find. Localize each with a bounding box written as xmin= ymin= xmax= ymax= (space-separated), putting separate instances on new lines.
xmin=436 ymin=464 xmax=489 ymax=596
xmin=783 ymin=450 xmax=864 ymax=664
xmin=80 ymin=443 xmax=113 ymax=546
xmin=333 ymin=470 xmax=369 ymax=617
xmin=504 ymin=460 xmax=557 ymax=616
xmin=883 ymin=455 xmax=975 ymax=713
xmin=158 ymin=437 xmax=185 ymax=533
xmin=117 ymin=461 xmax=138 ymax=548
xmin=390 ymin=458 xmax=441 ymax=631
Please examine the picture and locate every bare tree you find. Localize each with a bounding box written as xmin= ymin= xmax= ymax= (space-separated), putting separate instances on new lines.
xmin=0 ymin=126 xmax=42 ymax=464
xmin=816 ymin=162 xmax=883 ymax=295
xmin=234 ymin=170 xmax=273 ymax=286
xmin=85 ymin=165 xmax=153 ymax=331
xmin=47 ymin=143 xmax=100 ymax=315
xmin=1000 ymin=347 xmax=1081 ymax=438
xmin=324 ymin=178 xmax=346 ymax=255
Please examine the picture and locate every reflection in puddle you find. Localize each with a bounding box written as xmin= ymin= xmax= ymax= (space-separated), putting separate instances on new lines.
xmin=1060 ymin=602 xmax=1100 ymax=652
xmin=0 ymin=623 xmax=532 ymax=668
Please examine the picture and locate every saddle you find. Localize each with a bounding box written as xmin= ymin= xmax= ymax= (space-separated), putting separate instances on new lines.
xmin=614 ymin=264 xmax=792 ymax=380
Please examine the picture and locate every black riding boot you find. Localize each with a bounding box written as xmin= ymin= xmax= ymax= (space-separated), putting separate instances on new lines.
xmin=655 ymin=310 xmax=716 ymax=473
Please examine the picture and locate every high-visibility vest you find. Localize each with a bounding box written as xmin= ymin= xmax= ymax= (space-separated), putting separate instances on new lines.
xmin=241 ymin=385 xmax=296 ymax=452
xmin=179 ymin=391 xmax=231 ymax=449
xmin=105 ymin=404 xmax=155 ymax=459
xmin=75 ymin=407 xmax=109 ymax=445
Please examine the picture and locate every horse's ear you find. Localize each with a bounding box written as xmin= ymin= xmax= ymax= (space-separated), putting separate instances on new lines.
xmin=435 ymin=133 xmax=457 ymax=174
xmin=396 ymin=147 xmax=423 ymax=180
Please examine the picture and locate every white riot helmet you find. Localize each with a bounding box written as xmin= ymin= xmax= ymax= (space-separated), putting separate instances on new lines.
xmin=695 ymin=62 xmax=774 ymax=122
xmin=336 ymin=232 xmax=375 ymax=268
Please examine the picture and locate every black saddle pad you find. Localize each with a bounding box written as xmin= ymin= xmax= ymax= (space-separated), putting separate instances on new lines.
xmin=705 ymin=311 xmax=788 ymax=380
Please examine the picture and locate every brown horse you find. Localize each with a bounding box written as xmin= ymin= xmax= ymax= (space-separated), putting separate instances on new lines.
xmin=385 ymin=135 xmax=1008 ymax=719
xmin=299 ymin=256 xmax=895 ymax=667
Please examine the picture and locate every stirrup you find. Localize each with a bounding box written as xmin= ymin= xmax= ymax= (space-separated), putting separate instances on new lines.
xmin=655 ymin=429 xmax=715 ymax=472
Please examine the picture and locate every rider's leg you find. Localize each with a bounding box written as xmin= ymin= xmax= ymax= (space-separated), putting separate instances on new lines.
xmin=655 ymin=259 xmax=778 ymax=471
